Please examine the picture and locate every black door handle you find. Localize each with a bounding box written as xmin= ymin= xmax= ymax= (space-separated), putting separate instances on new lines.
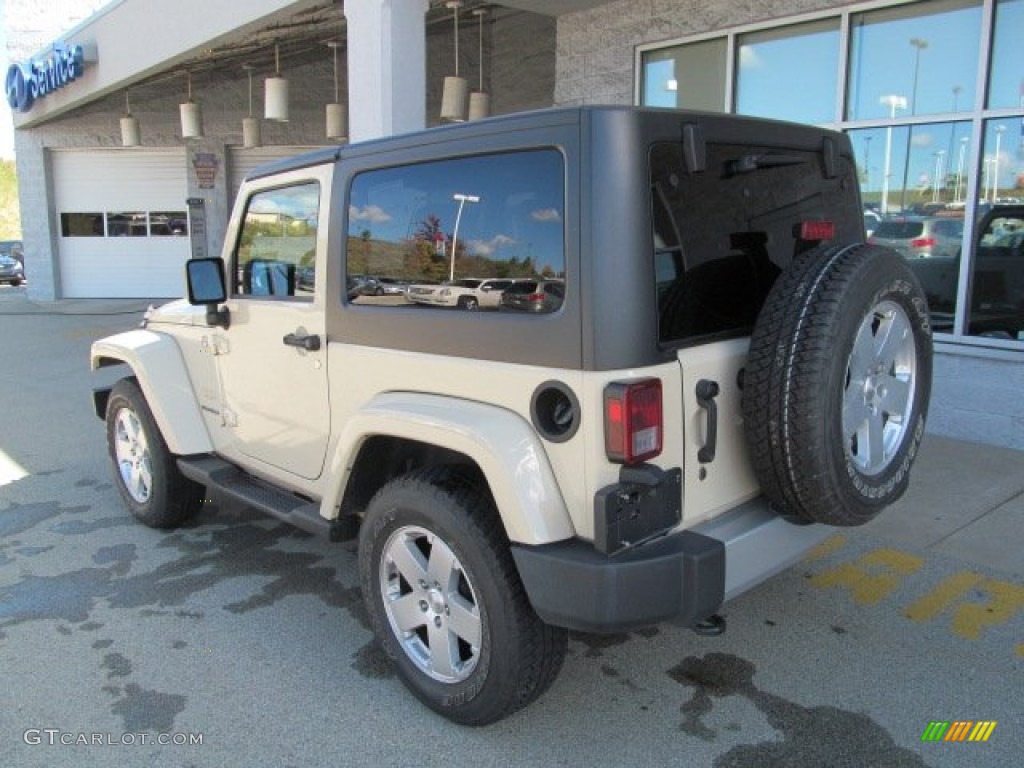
xmin=283 ymin=332 xmax=321 ymax=351
xmin=696 ymin=379 xmax=719 ymax=464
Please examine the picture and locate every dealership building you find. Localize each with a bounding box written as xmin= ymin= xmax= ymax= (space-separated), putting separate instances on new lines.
xmin=5 ymin=0 xmax=1023 ymax=449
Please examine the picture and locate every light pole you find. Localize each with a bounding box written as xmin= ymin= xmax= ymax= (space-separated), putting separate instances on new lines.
xmin=449 ymin=192 xmax=480 ymax=282
xmin=880 ymin=94 xmax=907 ymax=215
xmin=955 ymin=136 xmax=968 ymax=203
xmin=909 ymin=38 xmax=928 ymax=115
xmin=992 ymin=125 xmax=1006 ymax=202
xmin=862 ymin=134 xmax=872 ymax=191
xmin=932 ymin=150 xmax=945 ymax=203
xmin=898 ymin=38 xmax=928 ymax=212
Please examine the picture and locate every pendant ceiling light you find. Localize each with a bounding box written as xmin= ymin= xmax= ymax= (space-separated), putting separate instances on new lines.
xmin=265 ymin=44 xmax=289 ymax=122
xmin=242 ymin=64 xmax=261 ymax=148
xmin=179 ymin=71 xmax=202 ymax=139
xmin=120 ymin=90 xmax=140 ymax=146
xmin=325 ymin=41 xmax=347 ymax=141
xmin=468 ymin=8 xmax=489 ymax=121
xmin=440 ymin=1 xmax=467 ymax=123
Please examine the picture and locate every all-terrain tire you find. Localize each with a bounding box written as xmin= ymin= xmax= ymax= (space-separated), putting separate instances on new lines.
xmin=358 ymin=466 xmax=567 ymax=725
xmin=105 ymin=378 xmax=203 ymax=528
xmin=742 ymin=243 xmax=932 ymax=525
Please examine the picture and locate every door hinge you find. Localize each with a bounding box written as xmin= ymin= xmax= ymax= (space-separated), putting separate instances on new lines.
xmin=201 ymin=334 xmax=230 ymax=356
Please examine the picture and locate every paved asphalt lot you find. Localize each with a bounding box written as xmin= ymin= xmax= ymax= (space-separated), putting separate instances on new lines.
xmin=1 ymin=290 xmax=1021 ymax=768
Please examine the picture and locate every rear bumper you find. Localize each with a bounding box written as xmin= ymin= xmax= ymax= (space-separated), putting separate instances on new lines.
xmin=511 ymin=496 xmax=832 ymax=633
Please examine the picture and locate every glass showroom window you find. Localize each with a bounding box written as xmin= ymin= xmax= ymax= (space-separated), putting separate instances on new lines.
xmin=735 ymin=19 xmax=839 ymax=125
xmin=988 ymin=0 xmax=1024 ymax=109
xmin=641 ymin=38 xmax=726 ymax=111
xmin=846 ymin=0 xmax=981 ymax=121
xmin=850 ymin=121 xmax=974 ymax=216
xmin=966 ymin=118 xmax=1024 ymax=341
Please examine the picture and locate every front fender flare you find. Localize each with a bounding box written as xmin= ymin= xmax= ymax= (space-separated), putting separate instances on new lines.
xmin=91 ymin=330 xmax=213 ymax=456
xmin=323 ymin=392 xmax=575 ymax=546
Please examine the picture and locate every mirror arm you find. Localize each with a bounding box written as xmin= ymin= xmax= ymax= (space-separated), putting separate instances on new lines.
xmin=205 ymin=304 xmax=231 ymax=330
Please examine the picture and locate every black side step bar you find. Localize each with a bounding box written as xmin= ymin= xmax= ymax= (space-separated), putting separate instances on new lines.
xmin=177 ymin=456 xmax=357 ymax=541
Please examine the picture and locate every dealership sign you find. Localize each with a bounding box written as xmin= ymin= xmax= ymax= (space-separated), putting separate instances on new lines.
xmin=5 ymin=42 xmax=86 ymax=113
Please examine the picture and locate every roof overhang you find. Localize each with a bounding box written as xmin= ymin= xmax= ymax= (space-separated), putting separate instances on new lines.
xmin=491 ymin=0 xmax=610 ymax=14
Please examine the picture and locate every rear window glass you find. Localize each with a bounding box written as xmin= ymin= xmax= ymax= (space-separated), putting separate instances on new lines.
xmin=873 ymin=221 xmax=925 ymax=238
xmin=651 ymin=140 xmax=861 ymax=344
xmin=505 ymin=281 xmax=539 ymax=294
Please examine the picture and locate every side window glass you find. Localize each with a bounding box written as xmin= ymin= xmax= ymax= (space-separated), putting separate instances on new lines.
xmin=234 ymin=182 xmax=320 ymax=298
xmin=347 ymin=149 xmax=565 ymax=313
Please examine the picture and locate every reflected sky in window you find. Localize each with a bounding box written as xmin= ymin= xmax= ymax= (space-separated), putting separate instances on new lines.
xmin=847 ymin=0 xmax=981 ymax=120
xmin=348 ymin=150 xmax=565 ymax=273
xmin=736 ymin=19 xmax=839 ymax=124
xmin=989 ymin=0 xmax=1024 ymax=109
xmin=850 ymin=122 xmax=973 ymax=212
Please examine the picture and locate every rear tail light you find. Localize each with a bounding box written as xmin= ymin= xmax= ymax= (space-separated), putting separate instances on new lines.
xmin=798 ymin=220 xmax=835 ymax=241
xmin=528 ymin=292 xmax=544 ymax=301
xmin=604 ymin=378 xmax=663 ymax=464
xmin=910 ymin=237 xmax=936 ymax=249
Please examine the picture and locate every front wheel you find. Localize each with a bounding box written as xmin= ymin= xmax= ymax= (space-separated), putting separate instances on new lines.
xmin=105 ymin=378 xmax=202 ymax=528
xmin=358 ymin=467 xmax=567 ymax=725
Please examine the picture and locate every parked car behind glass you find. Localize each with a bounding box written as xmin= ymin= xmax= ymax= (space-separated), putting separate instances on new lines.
xmin=868 ymin=216 xmax=964 ymax=259
xmin=499 ymin=279 xmax=564 ymax=313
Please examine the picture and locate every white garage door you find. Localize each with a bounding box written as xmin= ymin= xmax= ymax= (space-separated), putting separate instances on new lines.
xmin=53 ymin=149 xmax=188 ymax=298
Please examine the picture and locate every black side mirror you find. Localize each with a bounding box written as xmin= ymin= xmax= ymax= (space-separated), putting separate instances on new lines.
xmin=186 ymin=257 xmax=230 ymax=329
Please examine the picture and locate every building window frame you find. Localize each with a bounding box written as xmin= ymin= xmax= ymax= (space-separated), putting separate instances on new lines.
xmin=635 ymin=0 xmax=1023 ymax=351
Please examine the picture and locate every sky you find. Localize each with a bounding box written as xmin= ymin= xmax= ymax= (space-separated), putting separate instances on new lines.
xmin=0 ymin=0 xmax=112 ymax=160
xmin=1 ymin=9 xmax=13 ymax=159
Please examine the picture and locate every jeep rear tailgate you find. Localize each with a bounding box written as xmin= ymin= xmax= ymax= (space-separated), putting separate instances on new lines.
xmin=675 ymin=338 xmax=760 ymax=525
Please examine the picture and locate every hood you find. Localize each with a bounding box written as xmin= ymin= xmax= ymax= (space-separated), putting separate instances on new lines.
xmin=143 ymin=299 xmax=205 ymax=327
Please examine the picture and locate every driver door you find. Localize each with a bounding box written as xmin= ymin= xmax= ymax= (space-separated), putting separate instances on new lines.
xmin=213 ymin=170 xmax=331 ymax=480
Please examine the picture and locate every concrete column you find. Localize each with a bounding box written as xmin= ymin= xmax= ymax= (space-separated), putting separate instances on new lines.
xmin=345 ymin=0 xmax=429 ymax=143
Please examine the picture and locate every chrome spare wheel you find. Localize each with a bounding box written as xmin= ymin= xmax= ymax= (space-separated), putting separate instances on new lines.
xmin=843 ymin=299 xmax=918 ymax=476
xmin=379 ymin=524 xmax=482 ymax=684
xmin=113 ymin=406 xmax=153 ymax=503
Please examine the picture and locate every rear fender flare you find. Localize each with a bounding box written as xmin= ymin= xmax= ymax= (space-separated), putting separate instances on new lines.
xmin=323 ymin=392 xmax=575 ymax=546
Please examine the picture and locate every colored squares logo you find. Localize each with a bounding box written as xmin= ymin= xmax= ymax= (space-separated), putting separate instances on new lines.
xmin=921 ymin=721 xmax=997 ymax=742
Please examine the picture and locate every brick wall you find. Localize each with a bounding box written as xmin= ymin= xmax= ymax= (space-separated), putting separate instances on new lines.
xmin=930 ymin=349 xmax=1024 ymax=450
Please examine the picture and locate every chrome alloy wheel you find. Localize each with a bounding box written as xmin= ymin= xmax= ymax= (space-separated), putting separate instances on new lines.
xmin=843 ymin=300 xmax=918 ymax=476
xmin=113 ymin=406 xmax=154 ymax=503
xmin=379 ymin=525 xmax=482 ymax=684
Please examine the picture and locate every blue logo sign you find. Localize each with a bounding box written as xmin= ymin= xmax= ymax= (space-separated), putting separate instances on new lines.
xmin=5 ymin=42 xmax=85 ymax=113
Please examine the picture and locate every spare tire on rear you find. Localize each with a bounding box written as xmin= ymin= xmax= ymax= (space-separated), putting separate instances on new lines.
xmin=742 ymin=243 xmax=932 ymax=526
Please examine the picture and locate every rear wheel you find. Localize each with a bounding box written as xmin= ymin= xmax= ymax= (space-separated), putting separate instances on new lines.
xmin=359 ymin=466 xmax=567 ymax=725
xmin=742 ymin=244 xmax=932 ymax=525
xmin=105 ymin=378 xmax=202 ymax=528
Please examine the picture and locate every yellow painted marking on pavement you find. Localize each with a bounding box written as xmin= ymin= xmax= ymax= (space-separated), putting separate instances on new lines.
xmin=1016 ymin=643 xmax=1024 ymax=658
xmin=803 ymin=535 xmax=847 ymax=561
xmin=809 ymin=548 xmax=923 ymax=605
xmin=905 ymin=572 xmax=1024 ymax=641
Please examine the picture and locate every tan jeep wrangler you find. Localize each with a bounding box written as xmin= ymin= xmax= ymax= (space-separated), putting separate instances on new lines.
xmin=91 ymin=106 xmax=932 ymax=725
